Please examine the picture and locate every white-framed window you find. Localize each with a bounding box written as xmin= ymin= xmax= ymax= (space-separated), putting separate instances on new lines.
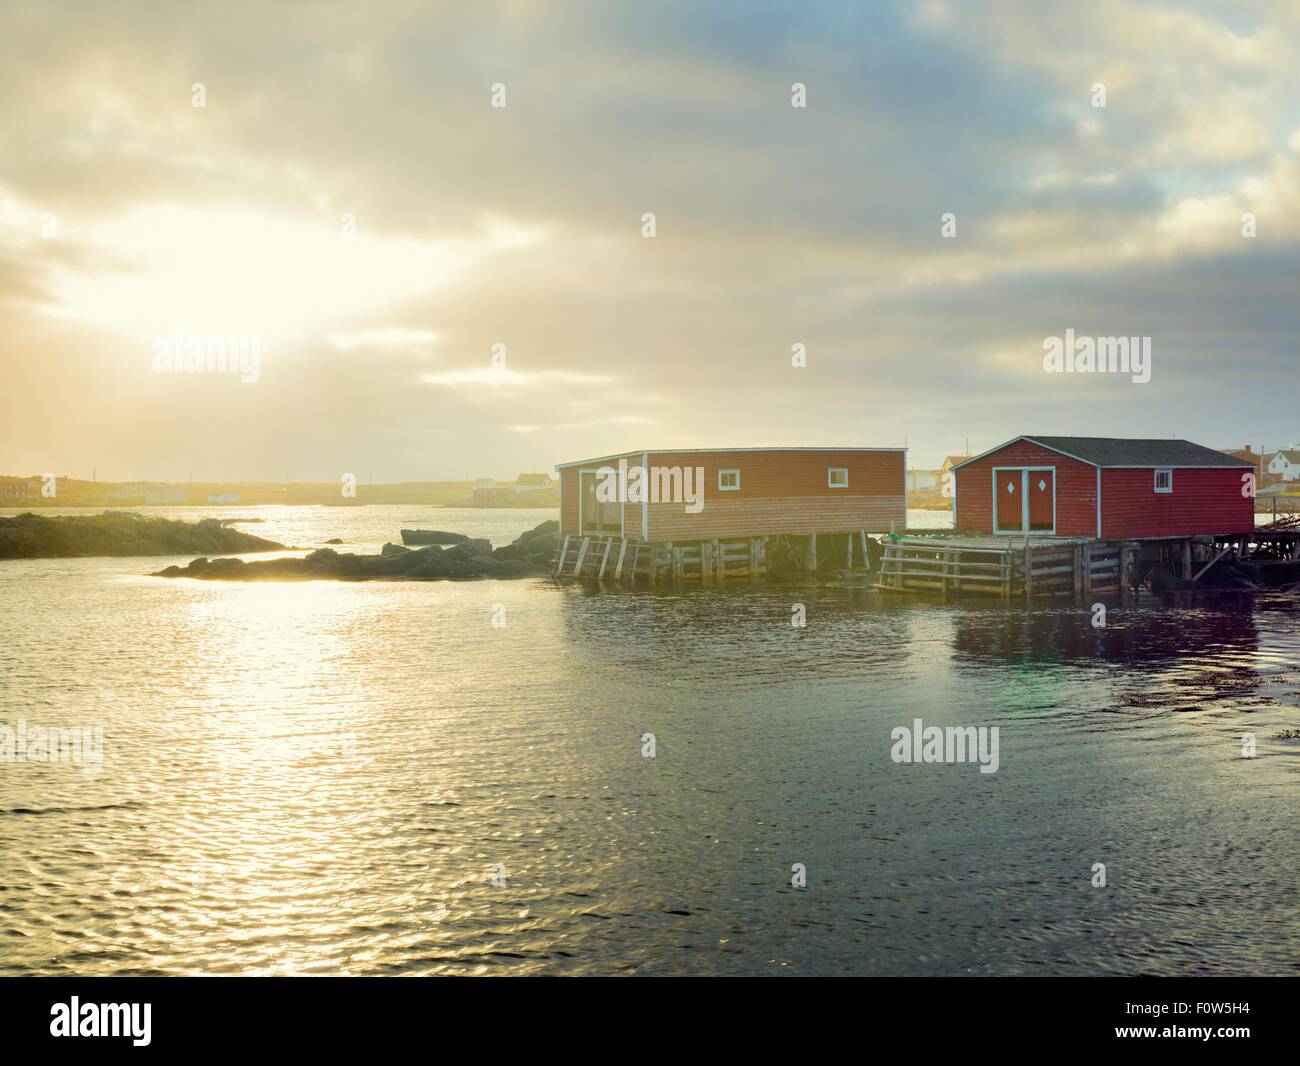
xmin=1154 ymin=468 xmax=1173 ymax=493
xmin=718 ymin=468 xmax=740 ymax=491
xmin=828 ymin=467 xmax=848 ymax=488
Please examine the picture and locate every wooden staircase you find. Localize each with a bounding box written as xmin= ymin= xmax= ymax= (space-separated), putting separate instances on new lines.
xmin=552 ymin=534 xmax=653 ymax=582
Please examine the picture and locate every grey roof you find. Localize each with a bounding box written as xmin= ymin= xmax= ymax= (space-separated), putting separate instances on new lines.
xmin=965 ymin=436 xmax=1255 ymax=468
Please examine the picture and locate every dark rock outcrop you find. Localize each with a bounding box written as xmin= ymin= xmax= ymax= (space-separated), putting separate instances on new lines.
xmin=0 ymin=511 xmax=286 ymax=560
xmin=444 ymin=538 xmax=493 ymax=560
xmin=491 ymin=519 xmax=560 ymax=563
xmin=1145 ymin=565 xmax=1200 ymax=592
xmin=400 ymin=529 xmax=470 ymax=546
xmin=151 ymin=527 xmax=549 ymax=583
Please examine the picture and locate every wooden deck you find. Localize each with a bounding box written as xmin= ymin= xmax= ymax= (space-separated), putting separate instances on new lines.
xmin=876 ymin=535 xmax=1127 ymax=600
xmin=552 ymin=533 xmax=770 ymax=583
xmin=552 ymin=524 xmax=1299 ymax=595
xmin=552 ymin=529 xmax=873 ymax=584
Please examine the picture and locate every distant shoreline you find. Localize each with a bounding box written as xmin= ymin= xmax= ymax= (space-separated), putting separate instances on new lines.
xmin=0 ymin=500 xmax=562 ymax=510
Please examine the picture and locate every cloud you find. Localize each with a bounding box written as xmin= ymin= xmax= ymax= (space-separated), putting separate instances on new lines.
xmin=328 ymin=328 xmax=438 ymax=351
xmin=0 ymin=0 xmax=1296 ymax=478
xmin=420 ymin=367 xmax=613 ymax=388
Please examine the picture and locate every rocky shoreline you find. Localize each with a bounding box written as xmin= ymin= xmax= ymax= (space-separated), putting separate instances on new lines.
xmin=152 ymin=520 xmax=561 ymax=582
xmin=0 ymin=511 xmax=286 ymax=559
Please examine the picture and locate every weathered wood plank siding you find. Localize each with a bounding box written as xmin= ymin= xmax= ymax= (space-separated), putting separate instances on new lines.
xmin=644 ymin=449 xmax=905 ymax=540
xmin=622 ymin=499 xmax=644 ymax=541
xmin=558 ymin=467 xmax=581 ymax=535
xmin=955 ymin=441 xmax=1097 ymax=537
xmin=1100 ymin=467 xmax=1254 ymax=538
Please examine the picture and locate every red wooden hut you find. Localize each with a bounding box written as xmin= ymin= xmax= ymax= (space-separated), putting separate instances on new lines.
xmin=556 ymin=447 xmax=906 ymax=542
xmin=952 ymin=436 xmax=1255 ymax=539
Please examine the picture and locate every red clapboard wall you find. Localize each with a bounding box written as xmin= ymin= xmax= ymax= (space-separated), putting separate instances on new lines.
xmin=558 ymin=448 xmax=906 ymax=540
xmin=1101 ymin=468 xmax=1253 ymax=538
xmin=955 ymin=440 xmax=1097 ymax=537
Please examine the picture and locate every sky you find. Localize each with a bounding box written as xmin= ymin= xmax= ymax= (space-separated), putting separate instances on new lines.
xmin=1 ymin=0 xmax=1297 ymax=481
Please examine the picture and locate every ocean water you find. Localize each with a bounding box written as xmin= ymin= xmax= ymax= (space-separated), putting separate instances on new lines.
xmin=0 ymin=505 xmax=1297 ymax=976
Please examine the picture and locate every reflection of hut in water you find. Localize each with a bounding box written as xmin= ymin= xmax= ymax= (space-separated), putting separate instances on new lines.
xmin=950 ymin=596 xmax=1259 ymax=668
xmin=552 ymin=579 xmax=919 ymax=686
xmin=949 ymin=598 xmax=1265 ymax=713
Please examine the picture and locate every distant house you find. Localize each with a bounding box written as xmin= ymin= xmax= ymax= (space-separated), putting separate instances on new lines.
xmin=1219 ymin=447 xmax=1264 ymax=487
xmin=908 ymin=469 xmax=938 ymax=490
xmin=207 ymin=492 xmax=240 ymax=504
xmin=0 ymin=477 xmax=37 ymax=501
xmin=514 ymin=473 xmax=554 ymax=493
xmin=952 ymin=436 xmax=1253 ymax=538
xmin=1265 ymin=449 xmax=1300 ymax=482
xmin=941 ymin=455 xmax=970 ymax=472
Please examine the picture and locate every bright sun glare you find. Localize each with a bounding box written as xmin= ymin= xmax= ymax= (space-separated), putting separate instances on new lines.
xmin=45 ymin=204 xmax=541 ymax=342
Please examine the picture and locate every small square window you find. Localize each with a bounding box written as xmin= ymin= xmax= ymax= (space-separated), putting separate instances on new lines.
xmin=1154 ymin=468 xmax=1173 ymax=493
xmin=718 ymin=468 xmax=740 ymax=491
xmin=828 ymin=467 xmax=848 ymax=488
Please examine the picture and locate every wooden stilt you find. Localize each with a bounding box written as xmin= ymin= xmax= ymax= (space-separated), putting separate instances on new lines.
xmin=1192 ymin=545 xmax=1230 ymax=581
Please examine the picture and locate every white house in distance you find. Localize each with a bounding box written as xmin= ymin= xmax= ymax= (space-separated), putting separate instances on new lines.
xmin=1266 ymin=449 xmax=1300 ymax=482
xmin=514 ymin=473 xmax=554 ymax=493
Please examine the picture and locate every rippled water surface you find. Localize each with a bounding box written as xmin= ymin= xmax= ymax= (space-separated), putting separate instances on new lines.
xmin=1 ymin=505 xmax=1297 ymax=975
